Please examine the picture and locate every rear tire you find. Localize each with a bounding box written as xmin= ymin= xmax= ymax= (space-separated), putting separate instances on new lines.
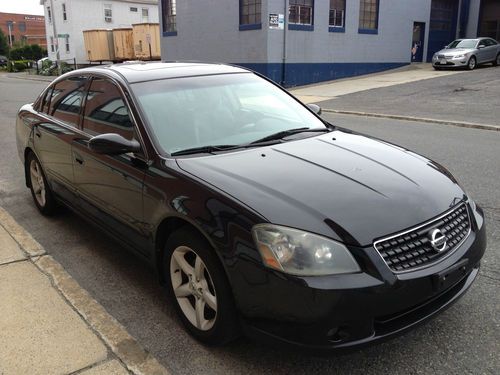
xmin=26 ymin=152 xmax=58 ymax=216
xmin=467 ymin=56 xmax=476 ymax=70
xmin=162 ymin=227 xmax=240 ymax=345
xmin=494 ymin=53 xmax=500 ymax=67
xmin=433 ymin=66 xmax=442 ymax=70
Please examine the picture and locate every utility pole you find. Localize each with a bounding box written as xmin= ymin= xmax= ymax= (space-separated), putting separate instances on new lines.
xmin=49 ymin=0 xmax=61 ymax=75
xmin=281 ymin=0 xmax=287 ymax=86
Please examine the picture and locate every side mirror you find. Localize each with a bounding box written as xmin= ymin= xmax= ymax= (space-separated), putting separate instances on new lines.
xmin=478 ymin=45 xmax=485 ymax=49
xmin=306 ymin=103 xmax=322 ymax=115
xmin=88 ymin=133 xmax=141 ymax=155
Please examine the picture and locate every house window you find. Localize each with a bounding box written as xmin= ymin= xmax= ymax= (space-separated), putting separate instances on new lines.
xmin=130 ymin=7 xmax=138 ymax=12
xmin=142 ymin=8 xmax=149 ymax=22
xmin=162 ymin=0 xmax=177 ymax=34
xmin=359 ymin=0 xmax=379 ymax=32
xmin=329 ymin=0 xmax=345 ymax=27
xmin=104 ymin=4 xmax=112 ymax=23
xmin=18 ymin=22 xmax=27 ymax=32
xmin=289 ymin=0 xmax=314 ymax=25
xmin=47 ymin=6 xmax=52 ymax=23
xmin=65 ymin=35 xmax=70 ymax=53
xmin=62 ymin=3 xmax=67 ymax=21
xmin=240 ymin=0 xmax=262 ymax=26
xmin=50 ymin=36 xmax=55 ymax=52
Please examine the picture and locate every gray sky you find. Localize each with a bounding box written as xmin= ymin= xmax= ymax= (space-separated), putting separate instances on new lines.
xmin=0 ymin=0 xmax=44 ymax=16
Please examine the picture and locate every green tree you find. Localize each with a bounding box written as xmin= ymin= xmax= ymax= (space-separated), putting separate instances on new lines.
xmin=0 ymin=29 xmax=8 ymax=56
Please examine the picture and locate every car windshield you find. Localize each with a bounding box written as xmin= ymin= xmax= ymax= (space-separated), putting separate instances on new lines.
xmin=447 ymin=39 xmax=477 ymax=49
xmin=132 ymin=73 xmax=327 ymax=155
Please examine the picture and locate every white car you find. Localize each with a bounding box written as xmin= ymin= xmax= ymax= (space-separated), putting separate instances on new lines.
xmin=432 ymin=38 xmax=500 ymax=70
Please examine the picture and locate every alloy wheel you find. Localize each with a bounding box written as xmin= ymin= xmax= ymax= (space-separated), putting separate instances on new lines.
xmin=30 ymin=159 xmax=46 ymax=207
xmin=468 ymin=57 xmax=476 ymax=70
xmin=170 ymin=246 xmax=218 ymax=331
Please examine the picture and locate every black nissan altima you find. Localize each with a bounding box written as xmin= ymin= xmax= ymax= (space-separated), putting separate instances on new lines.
xmin=16 ymin=62 xmax=486 ymax=349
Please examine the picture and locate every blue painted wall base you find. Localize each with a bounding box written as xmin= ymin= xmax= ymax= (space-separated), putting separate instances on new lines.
xmin=236 ymin=62 xmax=408 ymax=87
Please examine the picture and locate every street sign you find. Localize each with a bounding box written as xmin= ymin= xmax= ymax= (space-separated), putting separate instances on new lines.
xmin=269 ymin=14 xmax=284 ymax=30
xmin=57 ymin=34 xmax=69 ymax=38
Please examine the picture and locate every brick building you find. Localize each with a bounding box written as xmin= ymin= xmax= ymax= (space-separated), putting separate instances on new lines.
xmin=0 ymin=12 xmax=47 ymax=48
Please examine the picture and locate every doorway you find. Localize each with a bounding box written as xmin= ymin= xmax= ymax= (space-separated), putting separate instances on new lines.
xmin=412 ymin=22 xmax=426 ymax=62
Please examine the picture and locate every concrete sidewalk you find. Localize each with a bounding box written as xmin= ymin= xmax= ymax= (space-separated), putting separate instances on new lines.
xmin=290 ymin=63 xmax=465 ymax=104
xmin=0 ymin=207 xmax=169 ymax=375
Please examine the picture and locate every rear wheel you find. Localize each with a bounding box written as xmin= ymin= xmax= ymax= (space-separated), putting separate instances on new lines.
xmin=467 ymin=56 xmax=476 ymax=70
xmin=27 ymin=152 xmax=57 ymax=215
xmin=163 ymin=227 xmax=239 ymax=345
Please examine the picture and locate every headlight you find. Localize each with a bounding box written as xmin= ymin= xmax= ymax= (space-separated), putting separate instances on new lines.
xmin=252 ymin=224 xmax=361 ymax=276
xmin=454 ymin=54 xmax=466 ymax=59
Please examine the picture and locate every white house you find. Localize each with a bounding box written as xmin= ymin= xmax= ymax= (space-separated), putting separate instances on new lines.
xmin=40 ymin=0 xmax=158 ymax=64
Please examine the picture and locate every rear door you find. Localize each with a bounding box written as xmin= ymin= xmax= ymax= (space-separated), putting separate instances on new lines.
xmin=72 ymin=75 xmax=149 ymax=254
xmin=34 ymin=75 xmax=89 ymax=204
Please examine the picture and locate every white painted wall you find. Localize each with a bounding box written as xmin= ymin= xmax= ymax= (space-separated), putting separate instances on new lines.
xmin=42 ymin=0 xmax=158 ymax=64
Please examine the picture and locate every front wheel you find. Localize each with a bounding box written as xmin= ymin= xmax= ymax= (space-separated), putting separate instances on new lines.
xmin=163 ymin=227 xmax=239 ymax=345
xmin=494 ymin=53 xmax=500 ymax=66
xmin=27 ymin=152 xmax=57 ymax=215
xmin=467 ymin=56 xmax=477 ymax=70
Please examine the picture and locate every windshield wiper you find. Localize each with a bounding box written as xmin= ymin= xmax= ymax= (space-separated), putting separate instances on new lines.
xmin=171 ymin=144 xmax=239 ymax=156
xmin=249 ymin=127 xmax=331 ymax=144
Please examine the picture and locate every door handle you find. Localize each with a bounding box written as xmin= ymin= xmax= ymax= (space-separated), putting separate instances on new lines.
xmin=34 ymin=129 xmax=41 ymax=138
xmin=74 ymin=153 xmax=84 ymax=165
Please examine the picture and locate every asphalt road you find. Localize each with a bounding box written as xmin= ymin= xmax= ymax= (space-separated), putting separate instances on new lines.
xmin=319 ymin=65 xmax=500 ymax=126
xmin=0 ymin=73 xmax=499 ymax=375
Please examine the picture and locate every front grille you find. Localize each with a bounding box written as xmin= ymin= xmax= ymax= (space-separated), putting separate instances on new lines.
xmin=374 ymin=203 xmax=471 ymax=273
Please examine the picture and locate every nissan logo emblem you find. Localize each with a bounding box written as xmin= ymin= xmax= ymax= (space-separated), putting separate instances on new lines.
xmin=429 ymin=229 xmax=447 ymax=252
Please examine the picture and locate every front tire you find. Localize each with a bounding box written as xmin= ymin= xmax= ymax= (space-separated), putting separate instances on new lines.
xmin=27 ymin=152 xmax=57 ymax=215
xmin=467 ymin=56 xmax=477 ymax=70
xmin=163 ymin=227 xmax=239 ymax=345
xmin=494 ymin=53 xmax=500 ymax=67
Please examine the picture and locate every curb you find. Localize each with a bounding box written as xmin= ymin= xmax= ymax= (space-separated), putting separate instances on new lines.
xmin=0 ymin=207 xmax=170 ymax=375
xmin=322 ymin=109 xmax=500 ymax=132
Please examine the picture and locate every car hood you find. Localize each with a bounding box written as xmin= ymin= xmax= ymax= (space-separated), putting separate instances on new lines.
xmin=176 ymin=129 xmax=466 ymax=247
xmin=435 ymin=48 xmax=475 ymax=55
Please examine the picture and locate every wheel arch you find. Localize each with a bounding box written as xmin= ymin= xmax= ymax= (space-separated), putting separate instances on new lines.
xmin=154 ymin=216 xmax=222 ymax=283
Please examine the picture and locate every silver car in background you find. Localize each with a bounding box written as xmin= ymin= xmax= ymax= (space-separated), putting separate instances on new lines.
xmin=432 ymin=38 xmax=500 ymax=70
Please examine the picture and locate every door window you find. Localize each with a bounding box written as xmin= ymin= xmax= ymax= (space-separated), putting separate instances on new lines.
xmin=50 ymin=76 xmax=88 ymax=127
xmin=83 ymin=78 xmax=135 ymax=140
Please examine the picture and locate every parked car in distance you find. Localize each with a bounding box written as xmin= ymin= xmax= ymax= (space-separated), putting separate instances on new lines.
xmin=16 ymin=62 xmax=487 ymax=349
xmin=432 ymin=37 xmax=500 ymax=70
xmin=36 ymin=57 xmax=50 ymax=70
xmin=0 ymin=55 xmax=8 ymax=66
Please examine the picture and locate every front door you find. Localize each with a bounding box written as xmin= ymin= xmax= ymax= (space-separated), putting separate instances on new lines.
xmin=72 ymin=76 xmax=148 ymax=253
xmin=411 ymin=22 xmax=426 ymax=62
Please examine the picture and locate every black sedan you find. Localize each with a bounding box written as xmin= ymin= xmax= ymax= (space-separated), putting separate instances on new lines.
xmin=16 ymin=62 xmax=486 ymax=349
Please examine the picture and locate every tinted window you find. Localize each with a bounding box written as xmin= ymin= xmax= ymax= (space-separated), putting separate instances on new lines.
xmin=51 ymin=76 xmax=88 ymax=127
xmin=83 ymin=78 xmax=134 ymax=140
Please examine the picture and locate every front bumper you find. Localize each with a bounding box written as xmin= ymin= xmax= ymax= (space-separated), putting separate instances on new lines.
xmin=432 ymin=58 xmax=468 ymax=68
xmin=234 ymin=205 xmax=486 ymax=350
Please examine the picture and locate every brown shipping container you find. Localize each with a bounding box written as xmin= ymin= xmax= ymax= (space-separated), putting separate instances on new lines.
xmin=113 ymin=28 xmax=135 ymax=61
xmin=83 ymin=29 xmax=115 ymax=62
xmin=132 ymin=23 xmax=161 ymax=60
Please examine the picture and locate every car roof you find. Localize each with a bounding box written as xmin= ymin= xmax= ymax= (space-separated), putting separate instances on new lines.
xmin=87 ymin=61 xmax=252 ymax=84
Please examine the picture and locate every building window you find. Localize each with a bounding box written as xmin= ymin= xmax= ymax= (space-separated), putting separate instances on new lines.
xmin=62 ymin=3 xmax=68 ymax=21
xmin=359 ymin=0 xmax=379 ymax=33
xmin=130 ymin=7 xmax=138 ymax=12
xmin=162 ymin=0 xmax=177 ymax=34
xmin=65 ymin=35 xmax=70 ymax=53
xmin=142 ymin=8 xmax=149 ymax=22
xmin=47 ymin=6 xmax=52 ymax=23
xmin=104 ymin=4 xmax=112 ymax=23
xmin=18 ymin=22 xmax=27 ymax=32
xmin=329 ymin=0 xmax=345 ymax=28
xmin=50 ymin=36 xmax=55 ymax=52
xmin=240 ymin=0 xmax=261 ymax=27
xmin=289 ymin=0 xmax=314 ymax=25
